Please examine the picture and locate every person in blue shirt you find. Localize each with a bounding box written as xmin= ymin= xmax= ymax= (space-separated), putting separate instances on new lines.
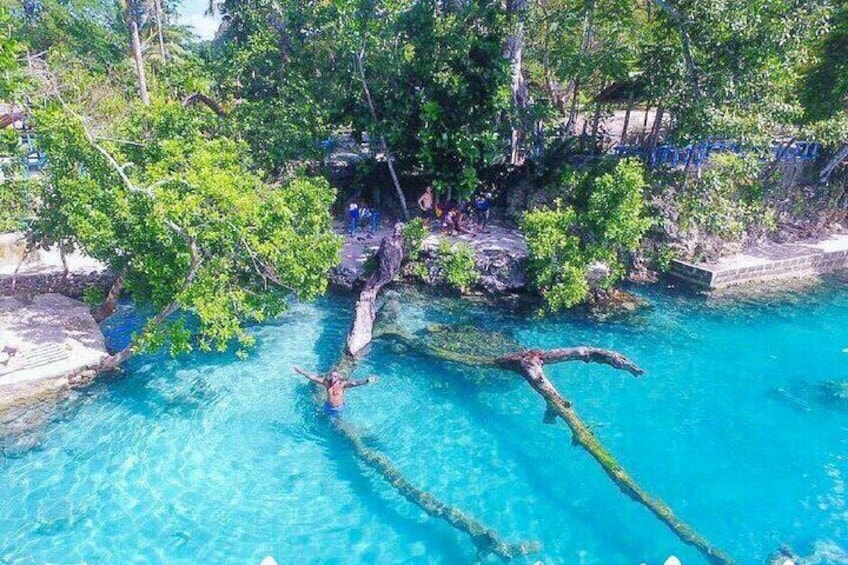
xmin=348 ymin=202 xmax=360 ymax=235
xmin=473 ymin=193 xmax=491 ymax=231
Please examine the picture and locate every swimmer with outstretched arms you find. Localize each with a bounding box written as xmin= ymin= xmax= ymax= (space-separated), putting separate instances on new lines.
xmin=293 ymin=366 xmax=377 ymax=415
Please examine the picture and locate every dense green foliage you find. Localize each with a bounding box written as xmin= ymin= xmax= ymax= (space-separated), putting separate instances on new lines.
xmin=522 ymin=159 xmax=651 ymax=311
xmin=676 ymin=154 xmax=776 ymax=243
xmin=521 ymin=203 xmax=588 ymax=311
xmin=34 ymin=101 xmax=341 ymax=357
xmin=1 ymin=0 xmax=847 ymax=327
xmin=437 ymin=241 xmax=478 ymax=293
xmin=402 ymin=218 xmax=427 ymax=255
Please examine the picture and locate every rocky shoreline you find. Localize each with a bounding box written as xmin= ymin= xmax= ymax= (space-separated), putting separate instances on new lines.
xmin=329 ymin=223 xmax=529 ymax=295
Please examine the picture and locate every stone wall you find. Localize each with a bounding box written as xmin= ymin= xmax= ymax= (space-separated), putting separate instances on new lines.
xmin=670 ymin=235 xmax=848 ymax=289
xmin=0 ymin=272 xmax=116 ymax=299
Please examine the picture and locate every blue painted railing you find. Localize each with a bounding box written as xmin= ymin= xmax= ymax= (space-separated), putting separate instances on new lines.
xmin=615 ymin=138 xmax=820 ymax=168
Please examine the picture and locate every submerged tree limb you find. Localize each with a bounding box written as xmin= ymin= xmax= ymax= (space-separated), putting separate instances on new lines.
xmin=500 ymin=351 xmax=732 ymax=565
xmin=330 ymin=225 xmax=538 ymax=560
xmin=377 ymin=329 xmax=733 ymax=564
xmin=333 ymin=418 xmax=539 ymax=561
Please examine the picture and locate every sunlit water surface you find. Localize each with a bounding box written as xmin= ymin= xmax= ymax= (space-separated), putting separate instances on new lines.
xmin=2 ymin=279 xmax=848 ymax=564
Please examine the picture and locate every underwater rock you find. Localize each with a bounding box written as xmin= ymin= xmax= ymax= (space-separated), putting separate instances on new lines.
xmin=820 ymin=380 xmax=848 ymax=406
xmin=587 ymin=288 xmax=649 ymax=321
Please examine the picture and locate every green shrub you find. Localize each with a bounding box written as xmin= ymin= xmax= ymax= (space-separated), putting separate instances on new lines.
xmin=437 ymin=241 xmax=478 ymax=293
xmin=678 ymin=153 xmax=775 ymax=240
xmin=653 ymin=246 xmax=677 ymax=273
xmin=0 ymin=179 xmax=37 ymax=232
xmin=403 ymin=218 xmax=427 ymax=255
xmin=521 ymin=203 xmax=589 ymax=311
xmin=521 ymin=159 xmax=652 ymax=313
xmin=583 ymin=158 xmax=653 ymax=252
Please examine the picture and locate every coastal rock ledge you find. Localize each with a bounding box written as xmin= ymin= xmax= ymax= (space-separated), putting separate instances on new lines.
xmin=330 ymin=224 xmax=528 ymax=294
xmin=0 ymin=294 xmax=108 ymax=420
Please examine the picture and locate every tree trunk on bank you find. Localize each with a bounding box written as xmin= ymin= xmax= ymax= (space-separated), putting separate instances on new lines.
xmin=566 ymin=80 xmax=581 ymax=134
xmin=355 ymin=51 xmax=410 ymax=220
xmin=154 ymin=0 xmax=167 ymax=61
xmin=130 ymin=18 xmax=150 ymax=105
xmin=620 ymin=93 xmax=635 ymax=145
xmin=820 ymin=143 xmax=848 ymax=184
xmin=641 ymin=104 xmax=652 ymax=144
xmin=506 ymin=0 xmax=529 ymax=166
xmin=590 ymin=89 xmax=604 ymax=151
xmin=346 ymin=224 xmax=405 ymax=356
xmin=645 ymin=105 xmax=664 ymax=163
xmin=92 ymin=274 xmax=125 ymax=323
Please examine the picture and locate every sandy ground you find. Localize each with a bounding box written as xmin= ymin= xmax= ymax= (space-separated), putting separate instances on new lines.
xmin=0 ymin=294 xmax=107 ymax=424
xmin=0 ymin=232 xmax=106 ymax=276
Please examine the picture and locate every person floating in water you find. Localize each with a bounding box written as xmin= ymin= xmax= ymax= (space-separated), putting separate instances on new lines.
xmin=293 ymin=366 xmax=377 ymax=416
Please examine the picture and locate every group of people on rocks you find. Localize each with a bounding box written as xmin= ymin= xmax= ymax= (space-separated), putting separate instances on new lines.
xmin=347 ymin=201 xmax=381 ymax=235
xmin=345 ymin=185 xmax=493 ymax=239
xmin=416 ymin=185 xmax=492 ymax=236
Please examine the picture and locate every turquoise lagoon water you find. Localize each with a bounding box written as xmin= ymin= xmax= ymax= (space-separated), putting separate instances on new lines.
xmin=1 ymin=280 xmax=848 ymax=564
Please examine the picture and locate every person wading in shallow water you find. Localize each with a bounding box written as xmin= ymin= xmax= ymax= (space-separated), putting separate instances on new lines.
xmin=293 ymin=366 xmax=377 ymax=416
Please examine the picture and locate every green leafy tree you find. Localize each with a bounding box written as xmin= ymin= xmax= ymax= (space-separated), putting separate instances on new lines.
xmin=0 ymin=6 xmax=23 ymax=100
xmin=521 ymin=203 xmax=589 ymax=311
xmin=437 ymin=241 xmax=478 ymax=293
xmin=522 ymin=158 xmax=651 ymax=312
xmin=582 ymin=157 xmax=652 ymax=256
xmin=33 ymin=101 xmax=341 ymax=366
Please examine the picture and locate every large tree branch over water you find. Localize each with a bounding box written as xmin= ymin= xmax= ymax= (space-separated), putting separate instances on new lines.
xmin=324 ymin=224 xmax=538 ymax=560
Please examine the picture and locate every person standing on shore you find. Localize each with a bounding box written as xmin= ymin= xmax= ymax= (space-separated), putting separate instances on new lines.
xmin=473 ymin=193 xmax=491 ymax=232
xmin=417 ymin=185 xmax=434 ymax=227
xmin=348 ymin=202 xmax=360 ymax=235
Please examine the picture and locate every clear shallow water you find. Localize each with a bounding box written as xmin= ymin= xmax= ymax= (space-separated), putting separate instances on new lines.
xmin=1 ymin=280 xmax=848 ymax=564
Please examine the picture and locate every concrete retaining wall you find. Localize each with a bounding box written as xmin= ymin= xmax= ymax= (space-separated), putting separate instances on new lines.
xmin=670 ymin=235 xmax=848 ymax=289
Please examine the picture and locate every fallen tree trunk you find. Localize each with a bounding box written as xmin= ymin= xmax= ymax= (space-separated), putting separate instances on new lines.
xmin=332 ymin=225 xmax=537 ymax=560
xmin=377 ymin=329 xmax=732 ymax=564
xmin=497 ymin=351 xmax=732 ymax=565
xmin=333 ymin=418 xmax=538 ymax=561
xmin=346 ymin=223 xmax=404 ymax=356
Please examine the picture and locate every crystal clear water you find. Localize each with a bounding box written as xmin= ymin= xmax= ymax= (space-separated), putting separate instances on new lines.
xmin=2 ymin=280 xmax=848 ymax=564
